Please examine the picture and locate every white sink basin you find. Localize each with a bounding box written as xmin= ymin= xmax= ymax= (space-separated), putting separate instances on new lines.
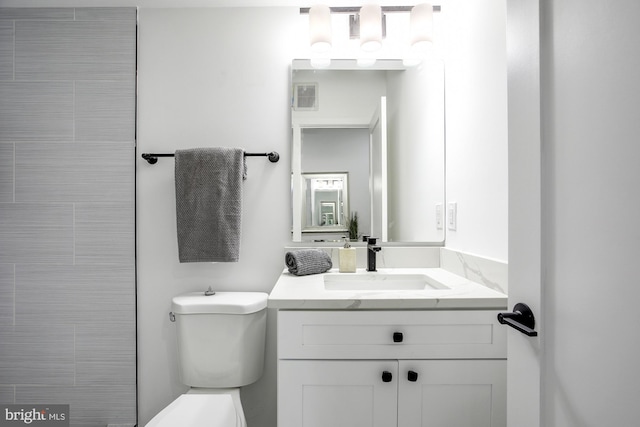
xmin=323 ymin=273 xmax=449 ymax=291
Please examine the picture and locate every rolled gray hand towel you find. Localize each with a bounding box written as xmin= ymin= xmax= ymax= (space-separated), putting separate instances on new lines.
xmin=285 ymin=249 xmax=333 ymax=276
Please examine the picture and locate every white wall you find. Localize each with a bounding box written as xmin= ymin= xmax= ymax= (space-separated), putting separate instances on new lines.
xmin=386 ymin=62 xmax=445 ymax=242
xmin=136 ymin=8 xmax=298 ymax=426
xmin=540 ymin=0 xmax=640 ymax=425
xmin=443 ymin=0 xmax=508 ymax=261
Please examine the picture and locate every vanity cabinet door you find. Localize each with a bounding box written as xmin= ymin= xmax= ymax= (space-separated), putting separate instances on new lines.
xmin=398 ymin=360 xmax=506 ymax=427
xmin=278 ymin=360 xmax=398 ymax=427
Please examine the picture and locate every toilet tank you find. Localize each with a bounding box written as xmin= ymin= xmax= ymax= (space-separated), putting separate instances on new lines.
xmin=171 ymin=291 xmax=268 ymax=388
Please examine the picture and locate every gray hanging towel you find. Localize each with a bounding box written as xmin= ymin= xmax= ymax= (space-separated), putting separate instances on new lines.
xmin=175 ymin=147 xmax=247 ymax=262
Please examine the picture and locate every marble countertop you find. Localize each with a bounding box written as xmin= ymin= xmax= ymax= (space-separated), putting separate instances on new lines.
xmin=268 ymin=268 xmax=508 ymax=310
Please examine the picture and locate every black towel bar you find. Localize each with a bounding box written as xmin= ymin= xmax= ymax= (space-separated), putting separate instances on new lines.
xmin=141 ymin=151 xmax=280 ymax=164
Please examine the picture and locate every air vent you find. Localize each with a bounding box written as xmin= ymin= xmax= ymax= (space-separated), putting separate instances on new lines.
xmin=293 ymin=83 xmax=318 ymax=111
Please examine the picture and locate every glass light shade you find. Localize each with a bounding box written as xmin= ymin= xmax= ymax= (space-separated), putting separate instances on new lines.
xmin=309 ymin=5 xmax=332 ymax=53
xmin=410 ymin=3 xmax=433 ymax=52
xmin=359 ymin=4 xmax=382 ymax=52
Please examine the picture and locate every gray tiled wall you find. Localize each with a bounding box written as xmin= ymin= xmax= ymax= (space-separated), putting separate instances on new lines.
xmin=0 ymin=8 xmax=136 ymax=427
xmin=0 ymin=264 xmax=13 ymax=325
xmin=0 ymin=144 xmax=13 ymax=202
xmin=0 ymin=82 xmax=75 ymax=141
xmin=15 ymin=142 xmax=134 ymax=202
xmin=0 ymin=23 xmax=12 ymax=80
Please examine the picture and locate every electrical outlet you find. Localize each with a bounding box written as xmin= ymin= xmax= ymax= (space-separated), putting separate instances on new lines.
xmin=436 ymin=204 xmax=443 ymax=229
xmin=447 ymin=202 xmax=457 ymax=230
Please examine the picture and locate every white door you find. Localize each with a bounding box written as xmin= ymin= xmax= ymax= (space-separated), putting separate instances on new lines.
xmin=278 ymin=360 xmax=398 ymax=427
xmin=369 ymin=96 xmax=387 ymax=242
xmin=505 ymin=0 xmax=542 ymax=426
xmin=398 ymin=360 xmax=506 ymax=427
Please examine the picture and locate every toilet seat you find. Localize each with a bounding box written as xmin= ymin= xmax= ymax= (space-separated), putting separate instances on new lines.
xmin=145 ymin=394 xmax=237 ymax=427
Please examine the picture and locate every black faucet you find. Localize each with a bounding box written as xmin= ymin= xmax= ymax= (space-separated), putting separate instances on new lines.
xmin=367 ymin=237 xmax=382 ymax=272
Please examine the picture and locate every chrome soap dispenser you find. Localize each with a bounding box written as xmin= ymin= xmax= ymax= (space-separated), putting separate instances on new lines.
xmin=339 ymin=237 xmax=357 ymax=273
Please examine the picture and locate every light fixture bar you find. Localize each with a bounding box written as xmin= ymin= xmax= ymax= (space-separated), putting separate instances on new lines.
xmin=300 ymin=5 xmax=441 ymax=14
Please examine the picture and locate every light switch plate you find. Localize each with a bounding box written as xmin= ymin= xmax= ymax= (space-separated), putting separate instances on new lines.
xmin=447 ymin=202 xmax=457 ymax=230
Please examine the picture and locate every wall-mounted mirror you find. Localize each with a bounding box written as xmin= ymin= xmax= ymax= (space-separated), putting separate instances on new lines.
xmin=301 ymin=172 xmax=349 ymax=233
xmin=291 ymin=59 xmax=445 ymax=243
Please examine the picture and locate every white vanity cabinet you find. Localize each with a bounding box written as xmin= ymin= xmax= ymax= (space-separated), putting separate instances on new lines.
xmin=277 ymin=310 xmax=507 ymax=427
xmin=279 ymin=359 xmax=399 ymax=427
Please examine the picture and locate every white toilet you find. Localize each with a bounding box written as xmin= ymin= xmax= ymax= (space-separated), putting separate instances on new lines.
xmin=146 ymin=291 xmax=268 ymax=427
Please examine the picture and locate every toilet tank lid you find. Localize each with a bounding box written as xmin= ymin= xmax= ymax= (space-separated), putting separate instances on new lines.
xmin=172 ymin=291 xmax=268 ymax=315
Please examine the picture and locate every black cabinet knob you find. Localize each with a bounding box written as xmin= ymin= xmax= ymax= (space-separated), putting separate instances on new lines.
xmin=407 ymin=370 xmax=419 ymax=382
xmin=381 ymin=371 xmax=393 ymax=382
xmin=393 ymin=332 xmax=404 ymax=343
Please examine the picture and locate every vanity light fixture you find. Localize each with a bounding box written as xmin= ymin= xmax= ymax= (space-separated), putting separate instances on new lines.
xmin=359 ymin=4 xmax=384 ymax=52
xmin=309 ymin=4 xmax=332 ymax=53
xmin=301 ymin=4 xmax=439 ymax=67
xmin=410 ymin=3 xmax=434 ymax=52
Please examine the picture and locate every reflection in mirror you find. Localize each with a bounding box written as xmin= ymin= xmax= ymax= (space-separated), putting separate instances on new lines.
xmin=291 ymin=59 xmax=445 ymax=243
xmin=301 ymin=172 xmax=349 ymax=234
xmin=302 ymin=128 xmax=368 ymax=241
xmin=319 ymin=202 xmax=335 ymax=224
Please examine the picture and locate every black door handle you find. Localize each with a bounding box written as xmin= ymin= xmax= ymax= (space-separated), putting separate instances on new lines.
xmin=393 ymin=332 xmax=403 ymax=343
xmin=407 ymin=370 xmax=419 ymax=382
xmin=381 ymin=371 xmax=393 ymax=382
xmin=498 ymin=303 xmax=538 ymax=337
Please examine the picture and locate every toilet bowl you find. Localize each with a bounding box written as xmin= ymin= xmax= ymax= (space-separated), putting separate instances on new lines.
xmin=145 ymin=292 xmax=268 ymax=427
xmin=145 ymin=388 xmax=246 ymax=427
xmin=145 ymin=394 xmax=236 ymax=427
